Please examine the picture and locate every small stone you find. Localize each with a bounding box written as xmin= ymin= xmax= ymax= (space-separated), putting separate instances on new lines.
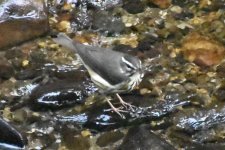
xmin=122 ymin=0 xmax=145 ymax=14
xmin=81 ymin=130 xmax=92 ymax=137
xmin=38 ymin=42 xmax=47 ymax=48
xmin=140 ymin=88 xmax=151 ymax=95
xmin=148 ymin=0 xmax=171 ymax=9
xmin=170 ymin=6 xmax=182 ymax=13
xmin=22 ymin=60 xmax=29 ymax=67
xmin=57 ymin=21 xmax=71 ymax=32
xmin=13 ymin=109 xmax=28 ymax=123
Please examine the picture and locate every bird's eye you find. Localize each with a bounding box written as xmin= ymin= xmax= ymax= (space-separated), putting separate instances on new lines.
xmin=122 ymin=56 xmax=136 ymax=73
xmin=125 ymin=62 xmax=135 ymax=71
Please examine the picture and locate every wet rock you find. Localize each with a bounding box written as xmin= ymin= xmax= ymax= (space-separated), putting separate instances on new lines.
xmin=0 ymin=0 xmax=49 ymax=49
xmin=29 ymin=79 xmax=97 ymax=110
xmin=87 ymin=0 xmax=122 ymax=10
xmin=174 ymin=108 xmax=225 ymax=133
xmin=69 ymin=2 xmax=93 ymax=31
xmin=92 ymin=10 xmax=125 ymax=34
xmin=122 ymin=0 xmax=145 ymax=14
xmin=15 ymin=69 xmax=42 ymax=80
xmin=181 ymin=32 xmax=225 ymax=66
xmin=118 ymin=125 xmax=175 ymax=150
xmin=57 ymin=93 xmax=191 ymax=131
xmin=0 ymin=58 xmax=14 ymax=80
xmin=0 ymin=117 xmax=27 ymax=149
xmin=96 ymin=130 xmax=124 ymax=147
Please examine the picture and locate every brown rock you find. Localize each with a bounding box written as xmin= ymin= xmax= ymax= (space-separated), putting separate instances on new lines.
xmin=0 ymin=0 xmax=49 ymax=49
xmin=149 ymin=0 xmax=171 ymax=9
xmin=181 ymin=32 xmax=225 ymax=66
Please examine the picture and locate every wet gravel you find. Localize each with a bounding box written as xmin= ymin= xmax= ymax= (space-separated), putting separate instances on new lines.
xmin=0 ymin=0 xmax=225 ymax=150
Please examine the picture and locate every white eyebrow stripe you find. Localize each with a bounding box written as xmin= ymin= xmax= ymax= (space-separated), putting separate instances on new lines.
xmin=121 ymin=57 xmax=136 ymax=69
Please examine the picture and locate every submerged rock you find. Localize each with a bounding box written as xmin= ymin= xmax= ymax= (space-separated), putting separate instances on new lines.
xmin=0 ymin=0 xmax=49 ymax=49
xmin=118 ymin=125 xmax=175 ymax=150
xmin=0 ymin=117 xmax=27 ymax=149
xmin=92 ymin=10 xmax=125 ymax=34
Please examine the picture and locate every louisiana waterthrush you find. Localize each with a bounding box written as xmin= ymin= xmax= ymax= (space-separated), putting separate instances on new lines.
xmin=52 ymin=33 xmax=144 ymax=118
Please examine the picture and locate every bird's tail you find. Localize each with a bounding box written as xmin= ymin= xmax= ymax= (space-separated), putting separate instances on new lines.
xmin=52 ymin=33 xmax=77 ymax=52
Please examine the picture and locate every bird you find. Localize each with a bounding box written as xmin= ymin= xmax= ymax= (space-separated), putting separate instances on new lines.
xmin=52 ymin=33 xmax=144 ymax=118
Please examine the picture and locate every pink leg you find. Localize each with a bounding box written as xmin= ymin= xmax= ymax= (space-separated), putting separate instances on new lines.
xmin=106 ymin=98 xmax=127 ymax=119
xmin=116 ymin=93 xmax=136 ymax=111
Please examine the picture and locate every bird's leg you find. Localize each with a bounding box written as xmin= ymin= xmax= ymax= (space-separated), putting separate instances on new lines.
xmin=106 ymin=98 xmax=127 ymax=119
xmin=116 ymin=93 xmax=136 ymax=111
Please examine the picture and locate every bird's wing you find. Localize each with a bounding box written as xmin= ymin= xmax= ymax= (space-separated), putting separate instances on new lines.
xmin=74 ymin=43 xmax=128 ymax=85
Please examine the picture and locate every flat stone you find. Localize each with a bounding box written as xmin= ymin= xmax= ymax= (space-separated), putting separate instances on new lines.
xmin=0 ymin=0 xmax=49 ymax=49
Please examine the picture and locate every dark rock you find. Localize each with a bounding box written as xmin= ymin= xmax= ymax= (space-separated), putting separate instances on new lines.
xmin=174 ymin=108 xmax=225 ymax=133
xmin=214 ymin=83 xmax=225 ymax=101
xmin=0 ymin=0 xmax=49 ymax=49
xmin=57 ymin=93 xmax=190 ymax=131
xmin=136 ymin=35 xmax=161 ymax=56
xmin=30 ymin=50 xmax=47 ymax=64
xmin=216 ymin=62 xmax=225 ymax=76
xmin=15 ymin=69 xmax=42 ymax=80
xmin=173 ymin=9 xmax=194 ymax=20
xmin=5 ymin=48 xmax=24 ymax=59
xmin=122 ymin=0 xmax=145 ymax=14
xmin=0 ymin=58 xmax=14 ymax=80
xmin=29 ymin=79 xmax=97 ymax=110
xmin=113 ymin=44 xmax=136 ymax=54
xmin=96 ymin=130 xmax=124 ymax=147
xmin=92 ymin=10 xmax=125 ymax=34
xmin=0 ymin=117 xmax=27 ymax=149
xmin=118 ymin=125 xmax=175 ymax=150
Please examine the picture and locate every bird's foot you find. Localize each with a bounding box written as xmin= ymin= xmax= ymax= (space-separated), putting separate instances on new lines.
xmin=120 ymin=101 xmax=136 ymax=112
xmin=106 ymin=99 xmax=127 ymax=119
xmin=116 ymin=94 xmax=137 ymax=112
